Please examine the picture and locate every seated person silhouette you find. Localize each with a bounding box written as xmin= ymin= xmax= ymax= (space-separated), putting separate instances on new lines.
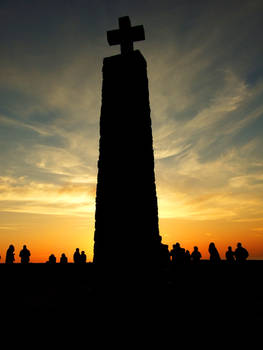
xmin=80 ymin=251 xmax=87 ymax=264
xmin=60 ymin=253 xmax=68 ymax=264
xmin=48 ymin=254 xmax=56 ymax=264
xmin=191 ymin=246 xmax=202 ymax=262
xmin=208 ymin=242 xmax=221 ymax=262
xmin=225 ymin=246 xmax=235 ymax=262
xmin=19 ymin=245 xmax=31 ymax=264
xmin=5 ymin=244 xmax=15 ymax=264
xmin=234 ymin=243 xmax=249 ymax=262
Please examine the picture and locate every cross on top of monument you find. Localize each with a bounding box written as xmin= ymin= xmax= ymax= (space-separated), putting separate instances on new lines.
xmin=107 ymin=16 xmax=145 ymax=55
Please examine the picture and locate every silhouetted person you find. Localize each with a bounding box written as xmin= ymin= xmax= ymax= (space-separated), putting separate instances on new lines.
xmin=19 ymin=245 xmax=31 ymax=264
xmin=60 ymin=253 xmax=68 ymax=264
xmin=170 ymin=243 xmax=185 ymax=264
xmin=48 ymin=254 xmax=56 ymax=264
xmin=80 ymin=251 xmax=87 ymax=264
xmin=225 ymin=246 xmax=235 ymax=262
xmin=208 ymin=242 xmax=221 ymax=262
xmin=185 ymin=250 xmax=191 ymax=263
xmin=5 ymin=244 xmax=15 ymax=264
xmin=191 ymin=246 xmax=201 ymax=262
xmin=234 ymin=243 xmax=249 ymax=263
xmin=73 ymin=248 xmax=81 ymax=264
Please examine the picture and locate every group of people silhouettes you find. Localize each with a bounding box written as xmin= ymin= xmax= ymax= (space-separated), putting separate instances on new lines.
xmin=47 ymin=248 xmax=87 ymax=264
xmin=3 ymin=242 xmax=249 ymax=264
xmin=4 ymin=245 xmax=88 ymax=264
xmin=169 ymin=242 xmax=249 ymax=264
xmin=5 ymin=244 xmax=31 ymax=264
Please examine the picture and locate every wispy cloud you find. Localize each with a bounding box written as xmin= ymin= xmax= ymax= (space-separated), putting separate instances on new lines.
xmin=156 ymin=136 xmax=263 ymax=221
xmin=0 ymin=114 xmax=52 ymax=136
xmin=0 ymin=176 xmax=96 ymax=216
xmin=0 ymin=0 xmax=262 ymax=234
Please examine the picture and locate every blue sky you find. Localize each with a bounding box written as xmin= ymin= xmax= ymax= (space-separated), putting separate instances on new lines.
xmin=0 ymin=0 xmax=263 ymax=260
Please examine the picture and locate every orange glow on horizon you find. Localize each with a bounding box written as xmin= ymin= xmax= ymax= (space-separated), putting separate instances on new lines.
xmin=0 ymin=213 xmax=94 ymax=263
xmin=1 ymin=213 xmax=263 ymax=263
xmin=159 ymin=218 xmax=263 ymax=260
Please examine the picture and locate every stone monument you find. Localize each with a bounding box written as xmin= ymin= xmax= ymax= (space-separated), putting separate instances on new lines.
xmin=93 ymin=17 xmax=162 ymax=269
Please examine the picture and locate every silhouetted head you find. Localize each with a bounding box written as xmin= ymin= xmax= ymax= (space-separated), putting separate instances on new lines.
xmin=23 ymin=245 xmax=27 ymax=249
xmin=237 ymin=242 xmax=242 ymax=248
xmin=81 ymin=251 xmax=85 ymax=254
xmin=194 ymin=246 xmax=198 ymax=251
xmin=8 ymin=244 xmax=14 ymax=251
xmin=209 ymin=242 xmax=215 ymax=249
xmin=76 ymin=248 xmax=79 ymax=252
xmin=228 ymin=246 xmax=232 ymax=251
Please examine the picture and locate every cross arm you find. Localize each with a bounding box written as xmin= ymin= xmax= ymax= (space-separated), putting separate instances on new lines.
xmin=131 ymin=25 xmax=145 ymax=42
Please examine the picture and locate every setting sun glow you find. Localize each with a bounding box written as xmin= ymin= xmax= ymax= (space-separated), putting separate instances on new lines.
xmin=1 ymin=1 xmax=263 ymax=262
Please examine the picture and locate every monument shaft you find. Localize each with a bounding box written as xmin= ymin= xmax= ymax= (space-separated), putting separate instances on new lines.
xmin=94 ymin=50 xmax=160 ymax=267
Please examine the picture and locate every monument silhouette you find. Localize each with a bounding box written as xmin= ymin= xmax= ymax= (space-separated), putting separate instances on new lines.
xmin=93 ymin=17 xmax=161 ymax=269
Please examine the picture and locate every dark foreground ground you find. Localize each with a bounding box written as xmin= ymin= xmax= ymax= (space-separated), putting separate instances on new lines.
xmin=1 ymin=261 xmax=262 ymax=338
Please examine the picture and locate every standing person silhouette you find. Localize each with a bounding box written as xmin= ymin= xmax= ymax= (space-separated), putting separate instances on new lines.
xmin=170 ymin=243 xmax=185 ymax=264
xmin=234 ymin=243 xmax=249 ymax=262
xmin=191 ymin=246 xmax=202 ymax=262
xmin=19 ymin=245 xmax=31 ymax=264
xmin=208 ymin=242 xmax=221 ymax=262
xmin=185 ymin=250 xmax=191 ymax=263
xmin=225 ymin=246 xmax=235 ymax=262
xmin=5 ymin=244 xmax=15 ymax=264
xmin=73 ymin=248 xmax=81 ymax=264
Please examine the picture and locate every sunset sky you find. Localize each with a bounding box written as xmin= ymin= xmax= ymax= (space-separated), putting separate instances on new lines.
xmin=0 ymin=0 xmax=263 ymax=262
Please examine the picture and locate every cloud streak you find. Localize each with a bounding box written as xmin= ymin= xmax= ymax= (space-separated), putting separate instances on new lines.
xmin=0 ymin=176 xmax=96 ymax=216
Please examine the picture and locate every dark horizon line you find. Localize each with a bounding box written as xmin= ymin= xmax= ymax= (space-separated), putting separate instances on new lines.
xmin=1 ymin=259 xmax=263 ymax=264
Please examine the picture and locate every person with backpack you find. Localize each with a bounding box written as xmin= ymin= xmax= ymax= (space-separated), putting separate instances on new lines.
xmin=234 ymin=243 xmax=249 ymax=262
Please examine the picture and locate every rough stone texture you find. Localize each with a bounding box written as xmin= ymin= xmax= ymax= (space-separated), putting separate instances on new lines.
xmin=93 ymin=50 xmax=161 ymax=268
